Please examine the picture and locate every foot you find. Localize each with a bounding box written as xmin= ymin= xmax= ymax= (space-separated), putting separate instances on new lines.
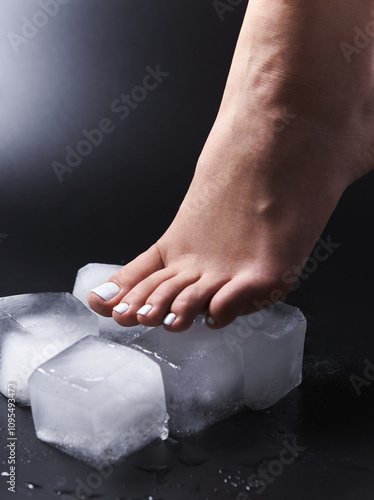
xmin=88 ymin=0 xmax=374 ymax=331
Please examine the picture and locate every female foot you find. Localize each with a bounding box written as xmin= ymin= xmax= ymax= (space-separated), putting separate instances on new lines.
xmin=88 ymin=0 xmax=374 ymax=331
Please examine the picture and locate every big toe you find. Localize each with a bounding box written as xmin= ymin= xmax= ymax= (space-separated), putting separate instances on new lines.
xmin=87 ymin=244 xmax=164 ymax=317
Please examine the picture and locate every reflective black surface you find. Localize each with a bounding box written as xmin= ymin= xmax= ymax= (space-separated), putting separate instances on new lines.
xmin=1 ymin=1 xmax=374 ymax=499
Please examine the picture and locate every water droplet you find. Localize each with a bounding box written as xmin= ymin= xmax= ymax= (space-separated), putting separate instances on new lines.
xmin=55 ymin=489 xmax=75 ymax=496
xmin=160 ymin=428 xmax=168 ymax=440
xmin=26 ymin=482 xmax=42 ymax=490
xmin=247 ymin=478 xmax=266 ymax=491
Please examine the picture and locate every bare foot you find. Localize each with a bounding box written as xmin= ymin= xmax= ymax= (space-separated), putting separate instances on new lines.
xmin=89 ymin=0 xmax=374 ymax=331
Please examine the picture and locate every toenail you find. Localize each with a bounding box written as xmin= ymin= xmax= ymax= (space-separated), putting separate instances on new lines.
xmin=205 ymin=315 xmax=217 ymax=326
xmin=113 ymin=302 xmax=129 ymax=314
xmin=163 ymin=313 xmax=176 ymax=326
xmin=137 ymin=304 xmax=152 ymax=316
xmin=91 ymin=282 xmax=120 ymax=301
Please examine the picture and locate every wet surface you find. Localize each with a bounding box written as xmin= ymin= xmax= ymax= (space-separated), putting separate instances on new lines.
xmin=1 ymin=293 xmax=374 ymax=500
xmin=1 ymin=1 xmax=374 ymax=498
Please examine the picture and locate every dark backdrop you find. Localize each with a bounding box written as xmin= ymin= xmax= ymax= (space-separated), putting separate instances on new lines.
xmin=1 ymin=1 xmax=374 ymax=499
xmin=0 ymin=0 xmax=243 ymax=296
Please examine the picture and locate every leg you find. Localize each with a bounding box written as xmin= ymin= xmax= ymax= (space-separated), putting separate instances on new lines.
xmin=89 ymin=0 xmax=374 ymax=331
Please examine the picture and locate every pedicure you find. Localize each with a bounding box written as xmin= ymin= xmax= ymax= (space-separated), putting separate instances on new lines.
xmin=163 ymin=313 xmax=176 ymax=326
xmin=205 ymin=315 xmax=217 ymax=326
xmin=113 ymin=302 xmax=129 ymax=314
xmin=137 ymin=304 xmax=152 ymax=316
xmin=91 ymin=282 xmax=120 ymax=301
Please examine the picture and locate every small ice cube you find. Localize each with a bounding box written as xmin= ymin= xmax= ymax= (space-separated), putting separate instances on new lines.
xmin=73 ymin=263 xmax=151 ymax=343
xmin=225 ymin=302 xmax=306 ymax=410
xmin=29 ymin=335 xmax=168 ymax=467
xmin=129 ymin=322 xmax=244 ymax=435
xmin=0 ymin=292 xmax=99 ymax=404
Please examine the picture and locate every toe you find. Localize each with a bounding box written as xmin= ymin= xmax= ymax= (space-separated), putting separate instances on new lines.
xmin=112 ymin=267 xmax=177 ymax=326
xmin=163 ymin=275 xmax=228 ymax=332
xmin=206 ymin=273 xmax=287 ymax=328
xmin=134 ymin=272 xmax=201 ymax=327
xmin=87 ymin=244 xmax=164 ymax=316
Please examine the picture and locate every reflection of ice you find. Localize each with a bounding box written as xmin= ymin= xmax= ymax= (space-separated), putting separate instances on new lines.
xmin=0 ymin=292 xmax=99 ymax=404
xmin=29 ymin=335 xmax=168 ymax=467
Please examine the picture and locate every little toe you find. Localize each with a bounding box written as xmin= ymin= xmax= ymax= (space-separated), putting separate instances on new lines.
xmin=206 ymin=274 xmax=286 ymax=329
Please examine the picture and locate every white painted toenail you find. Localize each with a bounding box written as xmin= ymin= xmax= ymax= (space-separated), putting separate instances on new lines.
xmin=91 ymin=282 xmax=120 ymax=301
xmin=206 ymin=315 xmax=217 ymax=326
xmin=113 ymin=303 xmax=129 ymax=314
xmin=137 ymin=304 xmax=152 ymax=316
xmin=163 ymin=313 xmax=176 ymax=326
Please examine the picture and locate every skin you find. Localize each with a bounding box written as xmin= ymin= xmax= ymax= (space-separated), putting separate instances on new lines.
xmin=88 ymin=0 xmax=374 ymax=331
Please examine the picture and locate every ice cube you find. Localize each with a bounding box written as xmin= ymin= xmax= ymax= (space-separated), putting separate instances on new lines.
xmin=73 ymin=263 xmax=151 ymax=343
xmin=0 ymin=311 xmax=33 ymax=404
xmin=129 ymin=322 xmax=244 ymax=435
xmin=29 ymin=335 xmax=168 ymax=467
xmin=224 ymin=302 xmax=306 ymax=410
xmin=0 ymin=292 xmax=99 ymax=404
xmin=130 ymin=303 xmax=306 ymax=434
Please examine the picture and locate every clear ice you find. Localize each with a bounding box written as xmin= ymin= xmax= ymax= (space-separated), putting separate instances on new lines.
xmin=2 ymin=271 xmax=305 ymax=461
xmin=29 ymin=335 xmax=168 ymax=467
xmin=130 ymin=302 xmax=306 ymax=435
xmin=224 ymin=302 xmax=306 ymax=410
xmin=0 ymin=292 xmax=99 ymax=404
xmin=130 ymin=321 xmax=244 ymax=435
xmin=0 ymin=311 xmax=32 ymax=404
xmin=73 ymin=263 xmax=151 ymax=343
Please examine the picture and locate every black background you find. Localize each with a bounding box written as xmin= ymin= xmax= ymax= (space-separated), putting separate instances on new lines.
xmin=1 ymin=1 xmax=374 ymax=499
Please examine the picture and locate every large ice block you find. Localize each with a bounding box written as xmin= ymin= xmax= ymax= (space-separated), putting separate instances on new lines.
xmin=129 ymin=322 xmax=244 ymax=435
xmin=0 ymin=292 xmax=99 ymax=404
xmin=130 ymin=302 xmax=306 ymax=434
xmin=223 ymin=302 xmax=306 ymax=410
xmin=29 ymin=336 xmax=168 ymax=467
xmin=73 ymin=263 xmax=151 ymax=343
